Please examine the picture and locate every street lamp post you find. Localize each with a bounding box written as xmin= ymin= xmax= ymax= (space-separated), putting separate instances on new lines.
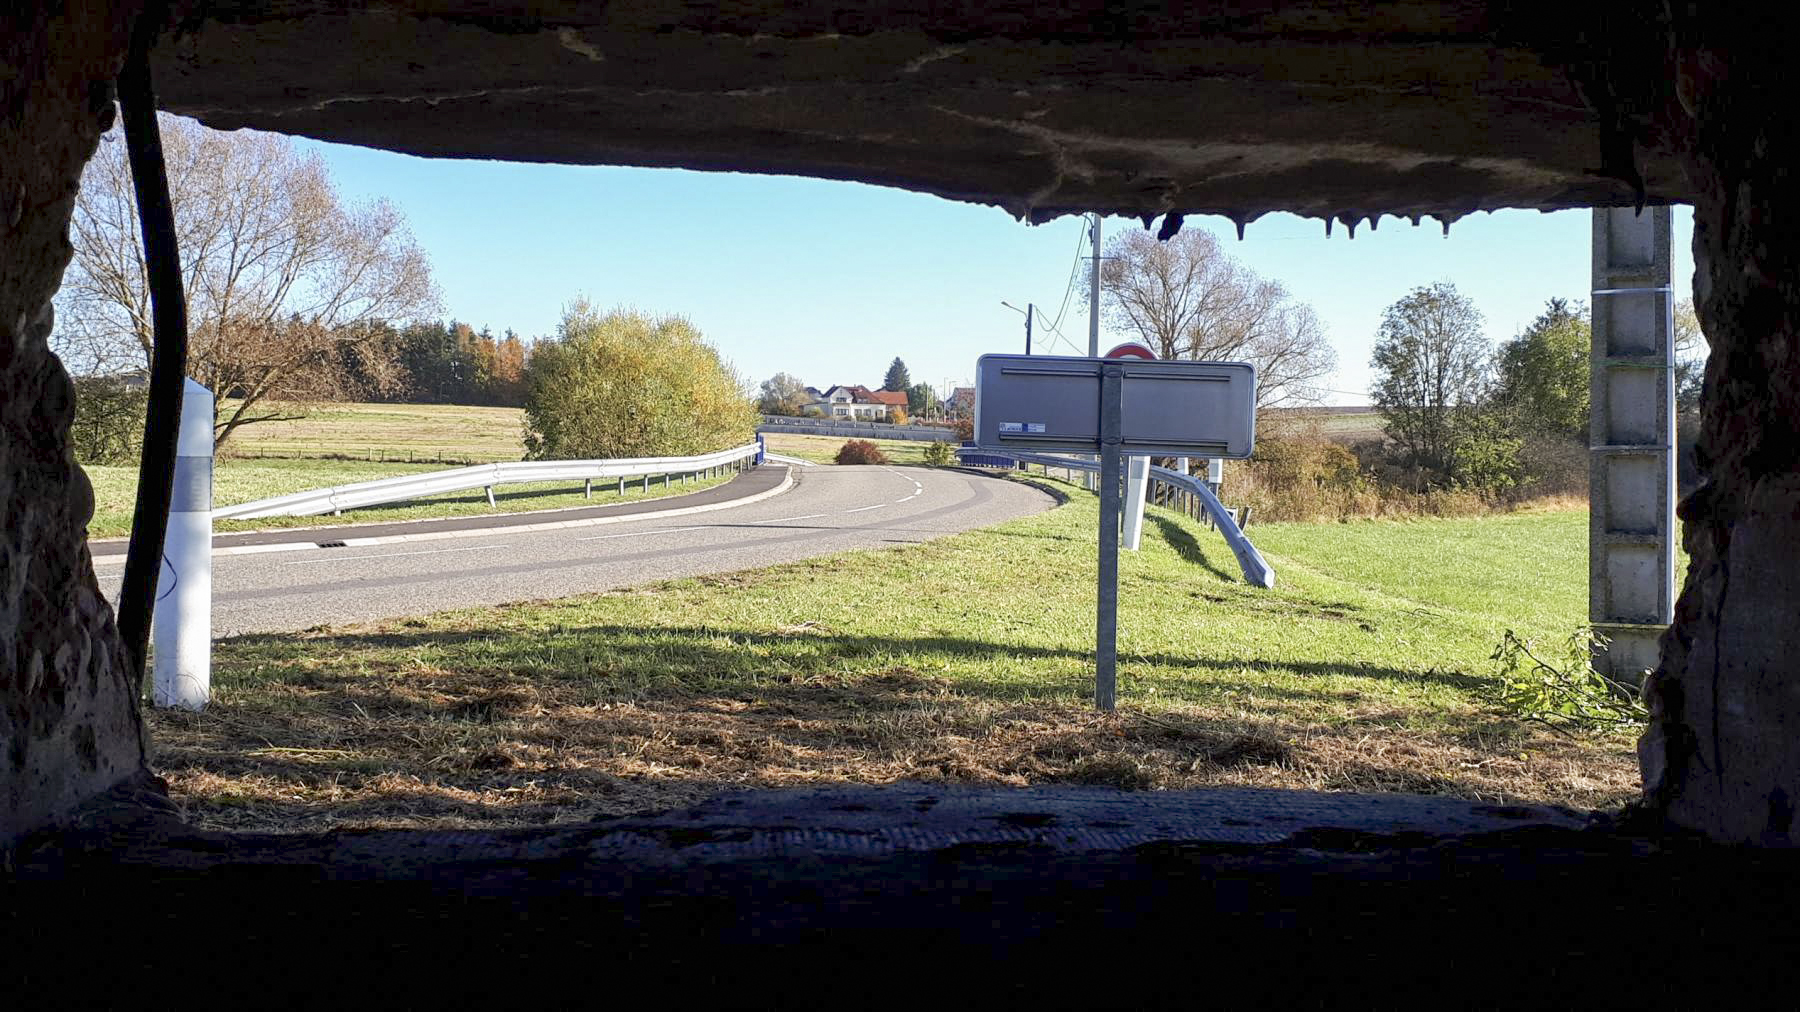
xmin=1000 ymin=300 xmax=1034 ymax=354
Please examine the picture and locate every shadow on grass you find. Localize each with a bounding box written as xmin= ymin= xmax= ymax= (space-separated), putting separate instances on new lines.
xmin=219 ymin=622 xmax=1492 ymax=695
xmin=1146 ymin=514 xmax=1236 ymax=584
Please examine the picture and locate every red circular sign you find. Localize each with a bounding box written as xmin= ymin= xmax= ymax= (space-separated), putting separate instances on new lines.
xmin=1104 ymin=342 xmax=1157 ymax=360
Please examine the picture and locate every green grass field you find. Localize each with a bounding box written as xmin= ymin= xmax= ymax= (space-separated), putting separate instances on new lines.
xmin=146 ymin=477 xmax=1633 ymax=833
xmin=84 ymin=401 xmax=796 ymax=538
xmin=219 ymin=401 xmax=527 ymax=462
xmin=760 ymin=431 xmax=937 ymax=465
xmin=84 ymin=458 xmax=735 ymax=539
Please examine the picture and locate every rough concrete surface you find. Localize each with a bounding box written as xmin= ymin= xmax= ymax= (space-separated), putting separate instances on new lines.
xmin=147 ymin=1 xmax=1686 ymax=223
xmin=1639 ymin=14 xmax=1800 ymax=843
xmin=1 ymin=4 xmax=147 ymax=843
xmin=8 ymin=782 xmax=1799 ymax=1007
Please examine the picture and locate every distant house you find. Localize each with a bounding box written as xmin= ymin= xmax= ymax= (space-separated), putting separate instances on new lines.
xmin=946 ymin=387 xmax=975 ymax=419
xmin=811 ymin=384 xmax=898 ymax=420
xmin=869 ymin=389 xmax=908 ymax=417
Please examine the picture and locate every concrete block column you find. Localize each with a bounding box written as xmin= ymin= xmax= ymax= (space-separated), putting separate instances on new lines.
xmin=1590 ymin=206 xmax=1676 ymax=684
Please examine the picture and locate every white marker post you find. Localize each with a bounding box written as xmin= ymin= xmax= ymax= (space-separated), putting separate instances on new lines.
xmin=1122 ymin=455 xmax=1150 ymax=550
xmin=152 ymin=378 xmax=213 ymax=710
xmin=1105 ymin=342 xmax=1158 ymax=552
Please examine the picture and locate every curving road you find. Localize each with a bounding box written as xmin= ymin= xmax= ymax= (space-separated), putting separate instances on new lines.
xmin=96 ymin=465 xmax=1056 ymax=636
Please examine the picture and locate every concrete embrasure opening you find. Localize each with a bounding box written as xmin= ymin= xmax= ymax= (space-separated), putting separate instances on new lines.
xmin=8 ymin=2 xmax=1800 ymax=994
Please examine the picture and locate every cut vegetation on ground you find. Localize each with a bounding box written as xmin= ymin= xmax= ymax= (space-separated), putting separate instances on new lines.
xmin=147 ymin=477 xmax=1633 ymax=832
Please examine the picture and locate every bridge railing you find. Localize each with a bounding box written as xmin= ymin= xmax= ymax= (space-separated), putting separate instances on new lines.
xmin=955 ymin=446 xmax=1275 ymax=588
xmin=215 ymin=442 xmax=765 ymax=520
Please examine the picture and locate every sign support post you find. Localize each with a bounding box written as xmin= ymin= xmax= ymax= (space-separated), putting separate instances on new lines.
xmin=1096 ymin=362 xmax=1123 ymax=711
xmin=973 ymin=351 xmax=1257 ymax=711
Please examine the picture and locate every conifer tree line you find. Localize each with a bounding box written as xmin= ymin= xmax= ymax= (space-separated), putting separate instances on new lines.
xmin=359 ymin=320 xmax=531 ymax=407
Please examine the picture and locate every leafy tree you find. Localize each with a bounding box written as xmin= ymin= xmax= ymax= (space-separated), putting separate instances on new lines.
xmin=1091 ymin=226 xmax=1336 ymax=409
xmin=883 ymin=357 xmax=911 ymax=392
xmin=523 ymin=303 xmax=757 ymax=460
xmin=1448 ymin=408 xmax=1524 ymax=495
xmin=1674 ymin=298 xmax=1705 ymax=411
xmin=758 ymin=372 xmax=811 ymax=415
xmin=1370 ymin=282 xmax=1492 ymax=476
xmin=58 ymin=113 xmax=438 ymax=446
xmin=1495 ymin=298 xmax=1590 ymax=435
xmin=907 ymin=381 xmax=939 ymax=417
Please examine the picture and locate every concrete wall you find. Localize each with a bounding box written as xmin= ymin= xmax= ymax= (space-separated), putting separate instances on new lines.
xmin=1 ymin=4 xmax=148 ymax=843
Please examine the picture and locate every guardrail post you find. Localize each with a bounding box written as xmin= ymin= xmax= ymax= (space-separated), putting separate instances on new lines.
xmin=152 ymin=378 xmax=213 ymax=711
xmin=584 ymin=478 xmax=592 ymax=499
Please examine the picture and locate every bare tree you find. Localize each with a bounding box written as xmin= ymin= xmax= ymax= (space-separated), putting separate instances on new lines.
xmin=57 ymin=114 xmax=438 ymax=446
xmin=1091 ymin=227 xmax=1336 ymax=409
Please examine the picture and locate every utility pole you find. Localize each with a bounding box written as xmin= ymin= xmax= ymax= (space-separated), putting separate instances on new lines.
xmin=1088 ymin=212 xmax=1102 ymax=357
xmin=1085 ymin=212 xmax=1103 ymax=491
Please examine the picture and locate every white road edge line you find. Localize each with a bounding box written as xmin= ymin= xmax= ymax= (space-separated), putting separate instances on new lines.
xmin=280 ymin=543 xmax=512 ymax=566
xmin=894 ymin=495 xmax=916 ymax=503
xmin=575 ymin=525 xmax=708 ymax=542
xmin=845 ymin=504 xmax=886 ymax=513
xmin=754 ymin=513 xmax=828 ymax=524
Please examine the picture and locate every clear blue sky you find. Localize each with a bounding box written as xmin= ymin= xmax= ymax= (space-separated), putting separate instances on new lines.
xmin=304 ymin=137 xmax=1695 ymax=406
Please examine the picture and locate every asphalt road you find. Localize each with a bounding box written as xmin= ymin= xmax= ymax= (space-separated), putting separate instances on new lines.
xmin=96 ymin=465 xmax=1056 ymax=636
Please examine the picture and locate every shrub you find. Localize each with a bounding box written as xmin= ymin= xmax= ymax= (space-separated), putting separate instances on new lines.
xmin=835 ymin=439 xmax=889 ymax=465
xmin=922 ymin=440 xmax=953 ymax=467
xmin=950 ymin=417 xmax=974 ymax=442
xmin=889 ymin=406 xmax=909 ymax=426
xmin=522 ymin=303 xmax=758 ymax=460
xmin=70 ymin=376 xmax=149 ymax=465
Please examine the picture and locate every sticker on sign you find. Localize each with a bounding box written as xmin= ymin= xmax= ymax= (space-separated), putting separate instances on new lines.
xmin=999 ymin=422 xmax=1047 ymax=434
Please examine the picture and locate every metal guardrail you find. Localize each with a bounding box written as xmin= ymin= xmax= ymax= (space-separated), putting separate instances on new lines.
xmin=957 ymin=447 xmax=1275 ymax=588
xmin=757 ymin=415 xmax=957 ymax=442
xmin=215 ymin=442 xmax=765 ymax=520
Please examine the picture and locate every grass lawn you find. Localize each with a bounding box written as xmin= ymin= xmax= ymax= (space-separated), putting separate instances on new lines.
xmin=85 ymin=458 xmax=739 ymax=539
xmin=219 ymin=401 xmax=526 ymax=462
xmin=146 ymin=476 xmax=1636 ymax=832
xmin=762 ymin=431 xmax=939 ymax=465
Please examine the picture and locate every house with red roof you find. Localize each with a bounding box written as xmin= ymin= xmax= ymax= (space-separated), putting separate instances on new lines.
xmin=810 ymin=384 xmax=905 ymax=420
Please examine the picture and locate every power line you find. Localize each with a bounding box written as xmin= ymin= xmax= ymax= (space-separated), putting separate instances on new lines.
xmin=1041 ymin=223 xmax=1089 ymax=336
